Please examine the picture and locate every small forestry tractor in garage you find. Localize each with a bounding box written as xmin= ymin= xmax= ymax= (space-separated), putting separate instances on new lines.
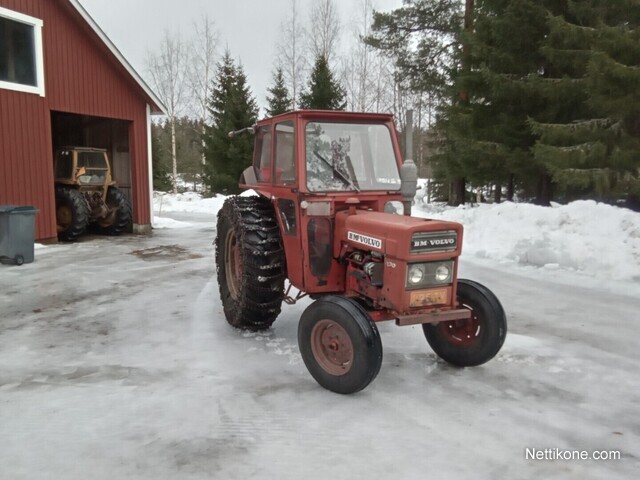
xmin=215 ymin=110 xmax=507 ymax=394
xmin=54 ymin=147 xmax=132 ymax=241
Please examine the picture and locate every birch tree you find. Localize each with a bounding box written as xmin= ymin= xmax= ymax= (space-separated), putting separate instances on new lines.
xmin=308 ymin=0 xmax=340 ymax=64
xmin=147 ymin=30 xmax=188 ymax=193
xmin=355 ymin=0 xmax=373 ymax=111
xmin=341 ymin=0 xmax=395 ymax=113
xmin=277 ymin=0 xmax=306 ymax=108
xmin=188 ymin=16 xmax=218 ymax=167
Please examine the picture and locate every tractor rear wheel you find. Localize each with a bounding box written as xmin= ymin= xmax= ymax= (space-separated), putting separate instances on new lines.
xmin=298 ymin=296 xmax=383 ymax=394
xmin=215 ymin=195 xmax=286 ymax=331
xmin=94 ymin=187 xmax=132 ymax=236
xmin=55 ymin=187 xmax=89 ymax=242
xmin=423 ymin=279 xmax=507 ymax=367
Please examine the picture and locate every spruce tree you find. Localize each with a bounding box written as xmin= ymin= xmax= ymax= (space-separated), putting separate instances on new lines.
xmin=204 ymin=51 xmax=258 ymax=194
xmin=456 ymin=0 xmax=640 ymax=204
xmin=369 ymin=0 xmax=640 ymax=205
xmin=266 ymin=67 xmax=292 ymax=117
xmin=431 ymin=0 xmax=566 ymax=205
xmin=367 ymin=0 xmax=463 ymax=96
xmin=151 ymin=123 xmax=173 ymax=192
xmin=529 ymin=0 xmax=640 ymax=203
xmin=299 ymin=55 xmax=346 ymax=110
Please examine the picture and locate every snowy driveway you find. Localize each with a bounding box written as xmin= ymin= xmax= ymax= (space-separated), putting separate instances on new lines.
xmin=1 ymin=212 xmax=638 ymax=479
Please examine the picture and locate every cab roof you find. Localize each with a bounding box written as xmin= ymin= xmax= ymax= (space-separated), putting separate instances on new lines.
xmin=259 ymin=110 xmax=395 ymax=124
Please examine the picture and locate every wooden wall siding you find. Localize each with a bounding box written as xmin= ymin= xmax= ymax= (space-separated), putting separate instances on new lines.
xmin=0 ymin=0 xmax=152 ymax=240
xmin=0 ymin=80 xmax=57 ymax=239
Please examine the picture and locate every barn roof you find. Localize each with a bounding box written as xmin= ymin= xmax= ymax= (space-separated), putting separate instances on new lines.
xmin=67 ymin=0 xmax=167 ymax=115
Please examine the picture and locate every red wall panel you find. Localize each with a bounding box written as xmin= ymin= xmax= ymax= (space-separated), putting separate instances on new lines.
xmin=0 ymin=0 xmax=153 ymax=240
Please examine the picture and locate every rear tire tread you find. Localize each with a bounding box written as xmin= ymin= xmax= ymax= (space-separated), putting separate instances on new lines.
xmin=216 ymin=195 xmax=286 ymax=331
xmin=55 ymin=186 xmax=90 ymax=242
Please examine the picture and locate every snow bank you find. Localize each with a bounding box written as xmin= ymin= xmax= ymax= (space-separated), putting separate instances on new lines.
xmin=153 ymin=190 xmax=257 ymax=215
xmin=414 ymin=200 xmax=640 ymax=281
xmin=153 ymin=192 xmax=226 ymax=214
xmin=152 ymin=191 xmax=639 ymax=282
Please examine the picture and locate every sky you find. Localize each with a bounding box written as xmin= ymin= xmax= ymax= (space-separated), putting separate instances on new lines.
xmin=78 ymin=0 xmax=404 ymax=113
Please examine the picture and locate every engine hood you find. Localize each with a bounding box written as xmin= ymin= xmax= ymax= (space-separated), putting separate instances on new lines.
xmin=334 ymin=210 xmax=464 ymax=260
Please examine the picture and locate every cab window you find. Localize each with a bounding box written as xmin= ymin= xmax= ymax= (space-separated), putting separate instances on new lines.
xmin=274 ymin=121 xmax=295 ymax=185
xmin=254 ymin=125 xmax=272 ymax=183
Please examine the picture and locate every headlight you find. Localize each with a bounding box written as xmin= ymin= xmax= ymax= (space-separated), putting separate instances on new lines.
xmin=406 ymin=261 xmax=454 ymax=288
xmin=408 ymin=265 xmax=424 ymax=285
xmin=384 ymin=201 xmax=404 ymax=216
xmin=435 ymin=264 xmax=451 ymax=282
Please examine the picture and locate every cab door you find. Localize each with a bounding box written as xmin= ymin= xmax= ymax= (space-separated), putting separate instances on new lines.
xmin=267 ymin=120 xmax=305 ymax=290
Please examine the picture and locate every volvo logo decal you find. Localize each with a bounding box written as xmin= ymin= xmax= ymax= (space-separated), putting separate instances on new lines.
xmin=413 ymin=238 xmax=456 ymax=248
xmin=348 ymin=231 xmax=383 ymax=250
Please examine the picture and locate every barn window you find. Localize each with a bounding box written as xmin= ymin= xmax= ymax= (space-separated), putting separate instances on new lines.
xmin=0 ymin=7 xmax=45 ymax=96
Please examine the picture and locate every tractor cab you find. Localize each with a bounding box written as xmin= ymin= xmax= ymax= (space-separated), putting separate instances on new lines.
xmin=55 ymin=147 xmax=113 ymax=187
xmin=240 ymin=111 xmax=403 ymax=195
xmin=239 ymin=111 xmax=412 ymax=292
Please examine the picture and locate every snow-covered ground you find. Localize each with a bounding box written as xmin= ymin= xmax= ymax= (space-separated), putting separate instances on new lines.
xmin=1 ymin=195 xmax=638 ymax=479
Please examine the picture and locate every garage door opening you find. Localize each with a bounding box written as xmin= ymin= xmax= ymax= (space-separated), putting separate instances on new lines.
xmin=51 ymin=111 xmax=132 ymax=203
xmin=50 ymin=111 xmax=134 ymax=239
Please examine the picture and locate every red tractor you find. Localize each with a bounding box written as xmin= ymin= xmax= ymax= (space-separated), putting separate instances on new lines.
xmin=216 ymin=110 xmax=507 ymax=394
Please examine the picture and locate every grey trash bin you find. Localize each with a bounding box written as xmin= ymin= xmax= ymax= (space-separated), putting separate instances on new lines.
xmin=0 ymin=206 xmax=39 ymax=266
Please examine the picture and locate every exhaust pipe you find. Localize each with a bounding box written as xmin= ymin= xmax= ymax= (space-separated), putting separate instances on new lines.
xmin=401 ymin=109 xmax=418 ymax=216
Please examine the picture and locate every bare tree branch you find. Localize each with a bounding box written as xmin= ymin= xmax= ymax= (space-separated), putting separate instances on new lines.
xmin=146 ymin=30 xmax=189 ymax=193
xmin=308 ymin=0 xmax=340 ymax=64
xmin=340 ymin=0 xmax=395 ymax=113
xmin=277 ymin=0 xmax=307 ymax=108
xmin=188 ymin=16 xmax=219 ymax=165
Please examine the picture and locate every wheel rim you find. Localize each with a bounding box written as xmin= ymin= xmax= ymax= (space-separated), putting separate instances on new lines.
xmin=56 ymin=205 xmax=73 ymax=231
xmin=225 ymin=230 xmax=242 ymax=300
xmin=438 ymin=304 xmax=481 ymax=346
xmin=310 ymin=319 xmax=354 ymax=376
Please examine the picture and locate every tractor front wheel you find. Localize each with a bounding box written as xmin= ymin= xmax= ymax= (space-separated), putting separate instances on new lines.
xmin=423 ymin=279 xmax=507 ymax=367
xmin=94 ymin=187 xmax=132 ymax=235
xmin=55 ymin=187 xmax=89 ymax=242
xmin=299 ymin=296 xmax=383 ymax=394
xmin=215 ymin=195 xmax=286 ymax=331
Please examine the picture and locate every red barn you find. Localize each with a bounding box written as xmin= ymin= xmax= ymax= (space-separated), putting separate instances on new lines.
xmin=0 ymin=0 xmax=165 ymax=241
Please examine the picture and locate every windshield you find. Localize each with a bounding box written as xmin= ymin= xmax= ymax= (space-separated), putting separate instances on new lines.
xmin=77 ymin=151 xmax=108 ymax=185
xmin=305 ymin=122 xmax=401 ymax=192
